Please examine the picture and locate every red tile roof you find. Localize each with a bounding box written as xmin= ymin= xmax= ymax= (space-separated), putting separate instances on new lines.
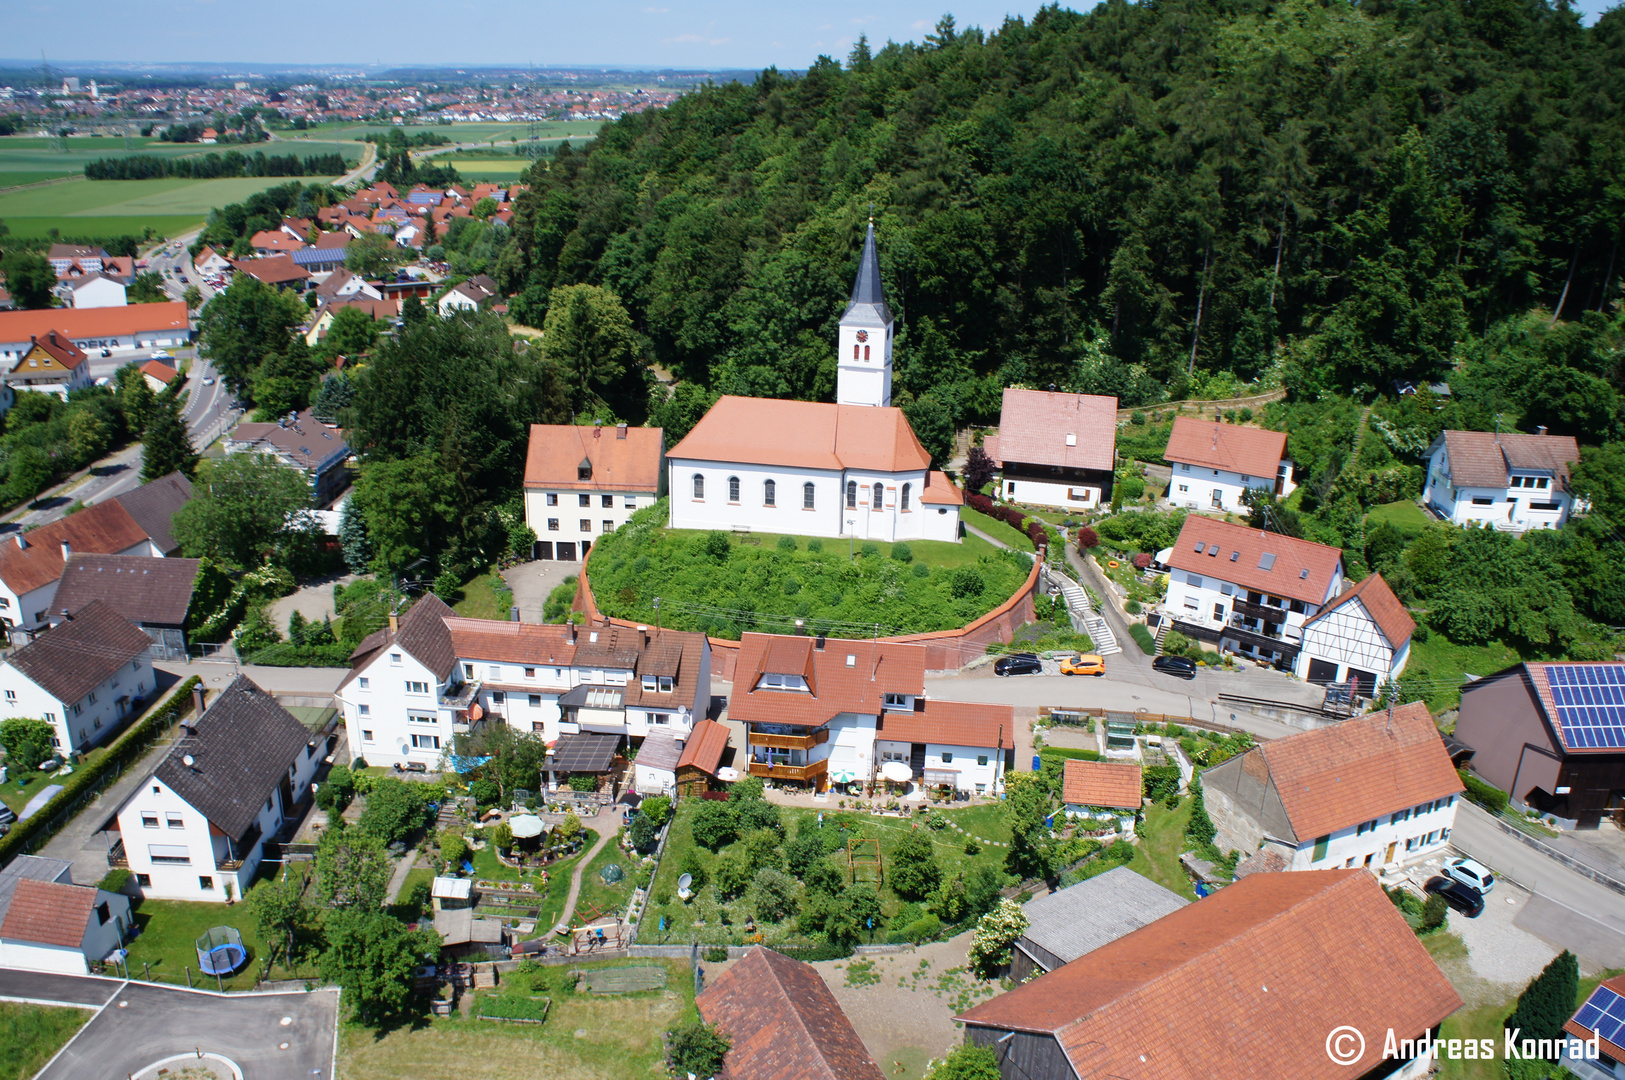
xmin=1168 ymin=516 xmax=1343 ymax=606
xmin=917 ymin=470 xmax=963 ymax=505
xmin=232 ymin=255 xmax=309 ymax=285
xmin=875 ymin=699 xmax=1014 ymax=749
xmin=1249 ymin=702 xmax=1462 ymax=841
xmin=677 ymin=718 xmax=729 ymax=775
xmin=0 ymin=499 xmax=153 ymax=595
xmin=26 ymin=330 xmax=88 ymax=370
xmin=995 ymin=388 xmax=1117 ymax=471
xmin=669 ymin=396 xmax=931 ymax=473
xmin=445 ymin=618 xmax=577 ymax=666
xmin=1440 ymin=430 xmax=1581 ymax=489
xmin=959 ymin=870 xmax=1463 ymax=1079
xmin=1061 ymin=759 xmax=1142 ymax=809
xmin=1304 ymin=572 xmax=1415 ymax=650
xmin=523 ymin=423 xmax=664 ymax=492
xmin=140 ymin=359 xmax=177 ymax=384
xmin=1564 ymin=975 xmax=1625 ymax=1063
xmin=0 ymin=878 xmax=96 ymax=948
xmin=730 ymin=633 xmax=927 ymax=727
xmin=0 ymin=302 xmax=188 ymax=344
xmin=698 ymin=946 xmax=886 ymax=1080
xmin=1164 ymin=417 xmax=1289 ymax=480
xmin=250 ymin=230 xmax=304 ymax=252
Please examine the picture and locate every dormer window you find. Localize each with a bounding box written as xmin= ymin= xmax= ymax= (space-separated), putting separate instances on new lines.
xmin=757 ymin=673 xmax=806 ymax=692
xmin=883 ymin=693 xmax=908 ymax=710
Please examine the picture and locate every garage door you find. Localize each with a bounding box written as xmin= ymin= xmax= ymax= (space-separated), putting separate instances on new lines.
xmin=1305 ymin=658 xmax=1339 ymax=685
xmin=556 ymin=542 xmax=577 ymax=561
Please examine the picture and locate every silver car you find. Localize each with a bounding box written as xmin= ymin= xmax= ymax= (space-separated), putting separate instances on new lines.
xmin=1440 ymin=856 xmax=1495 ymax=894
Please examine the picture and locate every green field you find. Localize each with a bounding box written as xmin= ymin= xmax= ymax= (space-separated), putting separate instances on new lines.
xmin=0 ymin=135 xmax=357 ymax=191
xmin=0 ymin=1002 xmax=89 ymax=1080
xmin=0 ymin=174 xmax=347 ymax=241
xmin=442 ymin=158 xmax=535 ymax=183
xmin=1365 ymin=499 xmax=1433 ymax=536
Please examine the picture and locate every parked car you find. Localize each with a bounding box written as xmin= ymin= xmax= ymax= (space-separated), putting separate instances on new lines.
xmin=994 ymin=653 xmax=1044 ymax=677
xmin=150 ymin=350 xmax=173 ymax=360
xmin=1151 ymin=654 xmax=1198 ymax=680
xmin=1440 ymin=856 xmax=1496 ymax=894
xmin=0 ymin=804 xmax=15 ymax=835
xmin=1060 ymin=653 xmax=1107 ymax=676
xmin=202 ymin=377 xmax=216 ymax=386
xmin=1424 ymin=876 xmax=1485 ymax=918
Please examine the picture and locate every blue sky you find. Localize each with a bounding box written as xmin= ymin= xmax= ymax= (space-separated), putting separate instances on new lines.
xmin=8 ymin=0 xmax=1617 ymax=70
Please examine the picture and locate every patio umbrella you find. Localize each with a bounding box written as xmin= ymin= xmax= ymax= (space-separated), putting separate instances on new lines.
xmin=880 ymin=760 xmax=913 ymax=783
xmin=829 ymin=768 xmax=858 ymax=784
xmin=509 ymin=814 xmax=545 ymax=839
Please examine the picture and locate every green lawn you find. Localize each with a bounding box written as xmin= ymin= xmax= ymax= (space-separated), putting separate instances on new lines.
xmin=573 ymin=829 xmax=643 ymax=924
xmin=1125 ymin=799 xmax=1199 ymax=901
xmin=1405 ymin=634 xmax=1526 ymax=712
xmin=453 ymin=569 xmax=515 ymax=621
xmin=586 ymin=501 xmax=1033 ymax=639
xmin=0 ymin=1003 xmax=89 ymax=1080
xmin=645 ymin=800 xmax=1016 ymax=946
xmin=389 ymin=867 xmax=437 ymax=924
xmin=1366 ymin=500 xmax=1433 ymax=536
xmin=125 ymin=896 xmax=277 ymax=990
xmin=466 ymin=827 xmax=593 ymax=935
xmin=337 ymin=956 xmax=693 ymax=1080
xmin=961 ymin=507 xmax=1036 ymax=551
xmin=303 ymin=119 xmax=603 ymax=145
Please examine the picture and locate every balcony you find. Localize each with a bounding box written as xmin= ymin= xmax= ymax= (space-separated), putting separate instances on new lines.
xmin=747 ymin=729 xmax=830 ymax=752
xmin=215 ymin=823 xmax=261 ymax=872
xmin=106 ymin=839 xmax=128 ymax=869
xmin=748 ymin=759 xmax=829 ymax=784
xmin=1232 ymin=598 xmax=1288 ymax=625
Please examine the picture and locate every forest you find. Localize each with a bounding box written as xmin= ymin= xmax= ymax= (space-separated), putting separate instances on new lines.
xmin=495 ymin=0 xmax=1625 ymax=444
xmin=84 ymin=151 xmax=350 ymax=181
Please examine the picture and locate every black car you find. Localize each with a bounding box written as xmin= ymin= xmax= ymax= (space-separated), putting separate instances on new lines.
xmin=1424 ymin=876 xmax=1485 ymax=918
xmin=994 ymin=653 xmax=1043 ymax=677
xmin=1151 ymin=654 xmax=1198 ymax=680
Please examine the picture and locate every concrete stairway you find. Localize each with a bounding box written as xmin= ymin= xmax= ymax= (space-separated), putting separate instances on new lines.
xmin=1055 ymin=574 xmax=1120 ymax=656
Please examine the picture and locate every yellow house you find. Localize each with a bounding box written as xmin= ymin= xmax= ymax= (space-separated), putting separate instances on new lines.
xmin=8 ymin=331 xmax=92 ymax=399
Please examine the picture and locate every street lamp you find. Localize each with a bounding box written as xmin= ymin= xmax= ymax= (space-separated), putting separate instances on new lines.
xmin=846 ymin=519 xmax=856 ymax=560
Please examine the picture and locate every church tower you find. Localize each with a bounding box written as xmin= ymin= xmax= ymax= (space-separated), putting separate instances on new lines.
xmin=836 ymin=221 xmax=894 ymax=407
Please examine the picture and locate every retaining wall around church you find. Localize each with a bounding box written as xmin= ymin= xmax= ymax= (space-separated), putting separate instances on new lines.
xmin=572 ymin=537 xmax=1043 ymax=679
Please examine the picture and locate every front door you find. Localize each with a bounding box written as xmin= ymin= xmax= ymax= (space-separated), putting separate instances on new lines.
xmin=1385 ymin=841 xmax=1397 ymax=865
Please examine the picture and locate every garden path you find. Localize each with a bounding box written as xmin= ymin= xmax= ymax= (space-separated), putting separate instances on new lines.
xmin=961 ymin=523 xmax=1012 ymax=550
xmin=386 ymin=849 xmax=420 ymax=903
xmin=555 ymin=806 xmax=622 ymax=929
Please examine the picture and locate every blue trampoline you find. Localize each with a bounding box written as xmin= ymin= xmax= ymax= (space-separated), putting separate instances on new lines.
xmin=195 ymin=925 xmax=247 ymax=975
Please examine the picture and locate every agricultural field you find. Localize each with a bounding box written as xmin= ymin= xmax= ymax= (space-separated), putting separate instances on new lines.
xmin=0 ymin=173 xmax=347 ymax=241
xmin=304 ymin=119 xmax=603 ymax=145
xmin=0 ymin=135 xmax=357 ymax=189
xmin=442 ymin=158 xmax=536 ymax=183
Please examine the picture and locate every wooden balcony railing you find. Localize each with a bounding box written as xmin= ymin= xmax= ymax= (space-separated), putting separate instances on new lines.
xmin=106 ymin=839 xmax=128 ymax=869
xmin=748 ymin=759 xmax=829 ymax=784
xmin=747 ymin=729 xmax=829 ymax=752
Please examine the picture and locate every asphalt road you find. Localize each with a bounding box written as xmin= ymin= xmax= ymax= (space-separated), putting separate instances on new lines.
xmin=1 ymin=971 xmax=341 ymax=1080
xmin=1448 ymin=802 xmax=1625 ymax=968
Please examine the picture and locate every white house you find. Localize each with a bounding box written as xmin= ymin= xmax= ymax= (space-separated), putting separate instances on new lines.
xmin=1163 ymin=417 xmax=1295 ymax=512
xmin=1293 ymin=571 xmax=1415 ymax=695
xmin=193 ymin=247 xmax=233 ymax=278
xmin=836 ymin=221 xmax=895 ymax=408
xmin=60 ymin=272 xmax=128 ymax=309
xmin=1161 ymin=515 xmax=1344 ymax=671
xmin=1421 ymin=428 xmax=1582 ymax=531
xmin=523 ymin=422 xmax=664 ymax=562
xmin=0 ymin=496 xmax=171 ymax=633
xmin=336 ymin=595 xmax=711 ymax=769
xmin=437 ymin=275 xmax=498 ymax=317
xmin=0 ymin=857 xmax=130 ymax=974
xmin=1202 ymin=701 xmax=1463 ymax=873
xmin=985 ymin=389 xmax=1118 ymax=510
xmin=224 ymin=408 xmax=351 ymax=506
xmin=108 ymin=677 xmax=326 ymax=902
xmin=731 ymin=633 xmax=1013 ymax=795
xmin=667 ymin=397 xmax=963 ymax=543
xmin=0 ymin=601 xmax=155 ymax=756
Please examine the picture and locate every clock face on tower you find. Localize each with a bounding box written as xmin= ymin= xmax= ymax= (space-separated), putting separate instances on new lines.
xmin=855 ymin=330 xmax=868 ymax=342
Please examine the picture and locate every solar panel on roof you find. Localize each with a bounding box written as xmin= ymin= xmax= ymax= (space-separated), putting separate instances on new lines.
xmin=1544 ymin=665 xmax=1625 ymax=751
xmin=1575 ymin=985 xmax=1625 ymax=1046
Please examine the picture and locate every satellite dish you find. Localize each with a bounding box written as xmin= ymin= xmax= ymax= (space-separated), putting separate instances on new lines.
xmin=183 ymin=754 xmax=195 ymax=767
xmin=677 ymin=873 xmax=693 ymax=901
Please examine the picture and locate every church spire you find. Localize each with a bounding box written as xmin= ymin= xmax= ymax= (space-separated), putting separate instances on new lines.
xmin=849 ymin=221 xmax=887 ymax=309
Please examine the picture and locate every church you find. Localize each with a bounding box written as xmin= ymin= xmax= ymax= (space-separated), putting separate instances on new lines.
xmin=666 ymin=224 xmax=964 ymax=543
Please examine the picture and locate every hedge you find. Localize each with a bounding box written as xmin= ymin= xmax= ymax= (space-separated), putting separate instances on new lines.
xmin=1040 ymin=747 xmax=1103 ymax=764
xmin=1458 ymin=769 xmax=1508 ymax=815
xmin=0 ymin=676 xmax=202 ymax=865
xmin=1130 ymin=625 xmax=1157 ymax=654
xmin=773 ymin=942 xmax=855 ymax=963
xmin=1142 ymin=765 xmax=1182 ymax=803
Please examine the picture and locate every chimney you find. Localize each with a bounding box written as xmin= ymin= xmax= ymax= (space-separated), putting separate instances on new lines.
xmin=48 ymin=332 xmax=57 ymax=347
xmin=638 ymin=624 xmax=649 ymax=646
xmin=1537 ymin=425 xmax=1548 ymax=436
xmin=388 ymin=610 xmax=399 ymax=633
xmin=59 ymin=608 xmax=71 ymax=621
xmin=616 ymin=423 xmax=628 ymax=440
xmin=14 ymin=534 xmax=26 ymax=550
xmin=61 ymin=541 xmax=71 ymax=562
xmin=795 ymin=619 xmax=805 ymax=635
xmin=593 ymin=422 xmax=601 ymax=439
xmin=510 ymin=605 xmax=520 ymax=622
xmin=815 ymin=635 xmax=826 ymax=650
xmin=191 ymin=684 xmax=206 ymax=719
xmin=569 ymin=622 xmax=578 ymax=644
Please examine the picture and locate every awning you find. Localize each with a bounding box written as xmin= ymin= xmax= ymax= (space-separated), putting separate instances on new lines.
xmin=923 ymin=769 xmax=959 ymax=786
xmin=549 ymin=731 xmax=620 ymax=773
xmin=509 ymin=814 xmax=546 ymax=839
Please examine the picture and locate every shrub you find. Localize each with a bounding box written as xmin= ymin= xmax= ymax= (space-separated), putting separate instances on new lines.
xmin=667 ymin=1019 xmax=731 ymax=1079
xmin=1239 ymin=407 xmax=1254 ymax=422
xmin=1130 ymin=625 xmax=1156 ymax=653
xmin=555 ymin=810 xmax=583 ymax=843
xmin=752 ymin=867 xmax=798 ymax=921
xmin=703 ymin=945 xmax=729 ymax=963
xmin=1125 ymin=599 xmax=1142 ymax=614
xmin=860 ymin=542 xmax=880 ymax=558
xmin=1185 ymin=779 xmax=1217 ymax=848
xmin=890 ymin=828 xmax=943 ymax=900
xmin=98 ymin=868 xmax=133 ymax=892
xmin=0 ymin=717 xmax=56 ymax=772
xmin=1504 ymin=951 xmax=1579 ymax=1059
xmin=902 ymin=913 xmax=943 ymax=943
xmin=470 ymin=778 xmax=500 ymax=808
xmin=948 ymin=567 xmax=985 ymax=598
xmin=1073 ymin=525 xmax=1099 ymax=550
xmin=891 ymin=542 xmax=913 ymax=563
xmin=1132 ymin=552 xmax=1153 ymax=570
xmin=692 ymin=799 xmax=739 ymax=850
xmin=567 ymin=774 xmax=597 ymax=792
xmin=440 ymin=830 xmax=468 ymax=868
xmin=1130 ymin=410 xmax=1147 ymax=426
xmin=1420 ymin=891 xmax=1448 ymax=933
xmin=807 ymin=538 xmax=822 ymax=552
xmin=776 ymin=534 xmax=797 ymax=551
xmin=1458 ymin=769 xmax=1508 ymax=814
xmin=701 ymin=531 xmax=731 ymax=562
